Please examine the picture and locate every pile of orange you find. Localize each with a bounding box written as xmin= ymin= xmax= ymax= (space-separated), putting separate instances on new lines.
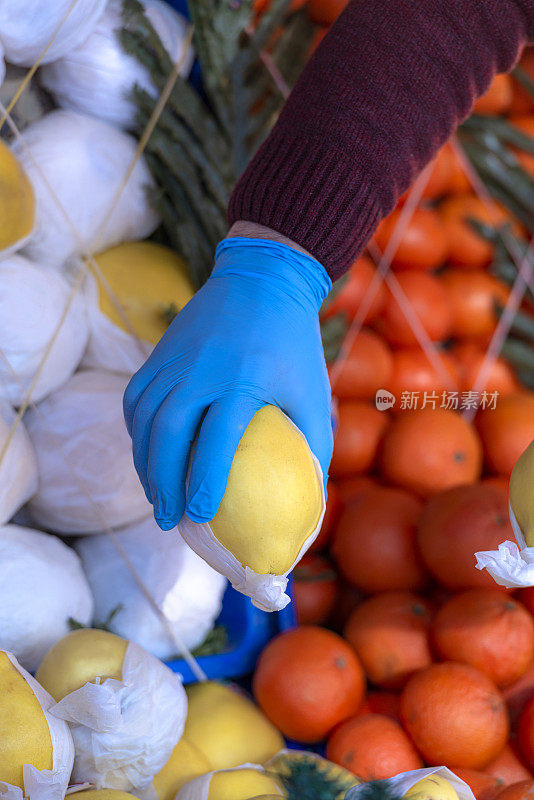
xmin=252 ymin=50 xmax=534 ymax=799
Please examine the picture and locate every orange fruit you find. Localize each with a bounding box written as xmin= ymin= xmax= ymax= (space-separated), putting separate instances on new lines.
xmin=307 ymin=0 xmax=348 ymax=23
xmin=417 ymin=483 xmax=513 ymax=590
xmin=431 ymin=589 xmax=534 ymax=687
xmin=509 ymin=116 xmax=534 ymax=178
xmin=326 ymin=713 xmax=423 ymax=779
xmin=439 ymin=195 xmax=515 ymax=269
xmin=486 ymin=745 xmax=533 ymax=786
xmin=483 ymin=476 xmax=511 ymax=492
xmin=476 ymin=393 xmax=534 ymax=476
xmin=380 ymin=408 xmax=483 ymax=497
xmin=356 ymin=691 xmax=400 ymax=721
xmin=331 ymin=486 xmax=428 ymax=593
xmin=474 ymin=74 xmax=513 ymax=115
xmin=519 ymin=589 xmax=534 ymax=618
xmin=330 ymin=401 xmax=389 ymax=478
xmin=336 ymin=475 xmax=380 ymax=504
xmin=519 ymin=699 xmax=534 ymax=771
xmin=510 ymin=48 xmax=534 ymax=114
xmin=333 ymin=329 xmax=393 ymax=400
xmin=453 ymin=342 xmax=520 ymax=396
xmin=253 ymin=625 xmax=365 ymax=743
xmin=293 ymin=554 xmax=339 ymax=626
xmin=344 ymin=591 xmax=433 ymax=688
xmin=373 ymin=208 xmax=449 ymax=271
xmin=454 ymin=769 xmax=505 ymax=800
xmin=504 ymin=661 xmax=534 ymax=731
xmin=446 ymin=142 xmax=473 ymax=195
xmin=322 ymin=255 xmax=387 ymax=323
xmin=374 ymin=271 xmax=453 ymax=347
xmin=400 ymin=662 xmax=509 ymax=768
xmin=309 ymin=480 xmax=342 ymax=553
xmin=441 ymin=269 xmax=510 ymax=339
xmin=493 ymin=781 xmax=534 ymax=800
xmin=387 ymin=347 xmax=460 ymax=399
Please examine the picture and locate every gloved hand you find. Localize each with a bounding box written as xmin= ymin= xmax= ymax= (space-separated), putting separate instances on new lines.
xmin=123 ymin=236 xmax=333 ymax=530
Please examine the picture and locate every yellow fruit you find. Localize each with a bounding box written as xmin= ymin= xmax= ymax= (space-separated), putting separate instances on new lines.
xmin=207 ymin=768 xmax=283 ymax=800
xmin=94 ymin=241 xmax=194 ymax=344
xmin=70 ymin=792 xmax=139 ymax=800
xmin=35 ymin=629 xmax=128 ymax=701
xmin=510 ymin=438 xmax=534 ymax=545
xmin=267 ymin=750 xmax=358 ymax=800
xmin=404 ymin=775 xmax=460 ymax=800
xmin=0 ymin=651 xmax=53 ymax=788
xmin=184 ymin=681 xmax=284 ymax=770
xmin=211 ymin=406 xmax=323 ymax=574
xmin=153 ymin=737 xmax=211 ymax=800
xmin=0 ymin=140 xmax=34 ymax=255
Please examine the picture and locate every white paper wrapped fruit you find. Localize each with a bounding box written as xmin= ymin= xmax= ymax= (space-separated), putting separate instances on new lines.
xmin=0 ymin=402 xmax=37 ymax=525
xmin=35 ymin=629 xmax=187 ymax=791
xmin=176 ymin=764 xmax=284 ymax=800
xmin=83 ymin=241 xmax=195 ymax=374
xmin=25 ymin=369 xmax=150 ymax=534
xmin=12 ymin=110 xmax=159 ymax=267
xmin=0 ymin=140 xmax=35 ymax=259
xmin=347 ymin=767 xmax=476 ymax=800
xmin=74 ymin=515 xmax=226 ymax=660
xmin=179 ymin=405 xmax=325 ymax=612
xmin=0 ymin=255 xmax=89 ymax=406
xmin=0 ymin=524 xmax=93 ymax=672
xmin=183 ymin=681 xmax=284 ymax=770
xmin=0 ymin=649 xmax=74 ymax=800
xmin=40 ymin=0 xmax=194 ymax=130
xmin=0 ymin=0 xmax=106 ymax=67
xmin=476 ymin=438 xmax=534 ymax=587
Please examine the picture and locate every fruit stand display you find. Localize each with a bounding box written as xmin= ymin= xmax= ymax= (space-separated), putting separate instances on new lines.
xmin=2 ymin=1 xmax=534 ymax=800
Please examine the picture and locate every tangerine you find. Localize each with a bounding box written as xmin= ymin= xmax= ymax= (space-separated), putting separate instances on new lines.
xmin=493 ymin=781 xmax=534 ymax=800
xmin=439 ymin=195 xmax=515 ymax=269
xmin=486 ymin=745 xmax=533 ymax=787
xmin=431 ymin=589 xmax=534 ymax=686
xmin=441 ymin=269 xmax=510 ymax=339
xmin=373 ymin=208 xmax=449 ymax=271
xmin=331 ymin=486 xmax=427 ymax=592
xmin=476 ymin=393 xmax=534 ymax=476
xmin=417 ymin=483 xmax=512 ymax=590
xmin=322 ymin=255 xmax=387 ymax=323
xmin=344 ymin=591 xmax=433 ymax=688
xmin=356 ymin=691 xmax=400 ymax=721
xmin=474 ymin=74 xmax=513 ymax=115
xmin=453 ymin=342 xmax=519 ymax=396
xmin=307 ymin=0 xmax=348 ymax=23
xmin=293 ymin=554 xmax=339 ymax=626
xmin=333 ymin=329 xmax=394 ymax=400
xmin=330 ymin=401 xmax=389 ymax=478
xmin=387 ymin=347 xmax=459 ymax=399
xmin=326 ymin=713 xmax=423 ymax=779
xmin=510 ymin=48 xmax=534 ymax=114
xmin=374 ymin=271 xmax=453 ymax=346
xmin=400 ymin=662 xmax=509 ymax=768
xmin=380 ymin=408 xmax=482 ymax=497
xmin=253 ymin=626 xmax=365 ymax=743
xmin=453 ymin=769 xmax=504 ymax=800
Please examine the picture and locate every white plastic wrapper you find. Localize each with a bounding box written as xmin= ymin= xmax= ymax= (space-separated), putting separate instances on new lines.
xmin=13 ymin=110 xmax=159 ymax=267
xmin=346 ymin=767 xmax=476 ymax=800
xmin=0 ymin=0 xmax=106 ymax=66
xmin=49 ymin=641 xmax=187 ymax=791
xmin=176 ymin=764 xmax=275 ymax=800
xmin=75 ymin=516 xmax=226 ymax=660
xmin=81 ymin=270 xmax=152 ymax=375
xmin=0 ymin=650 xmax=74 ymax=800
xmin=0 ymin=525 xmax=93 ymax=672
xmin=178 ymin=421 xmax=326 ymax=613
xmin=25 ymin=369 xmax=151 ymax=535
xmin=0 ymin=255 xmax=89 ymax=406
xmin=0 ymin=402 xmax=38 ymax=525
xmin=40 ymin=0 xmax=194 ymax=130
xmin=475 ymin=502 xmax=534 ymax=588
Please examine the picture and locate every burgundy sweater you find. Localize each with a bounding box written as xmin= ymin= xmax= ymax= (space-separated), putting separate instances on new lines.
xmin=228 ymin=0 xmax=534 ymax=281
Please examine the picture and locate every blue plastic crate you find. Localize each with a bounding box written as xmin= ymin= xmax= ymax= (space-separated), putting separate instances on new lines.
xmin=166 ymin=578 xmax=297 ymax=683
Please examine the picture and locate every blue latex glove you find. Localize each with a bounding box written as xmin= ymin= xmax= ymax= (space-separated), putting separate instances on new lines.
xmin=123 ymin=237 xmax=333 ymax=530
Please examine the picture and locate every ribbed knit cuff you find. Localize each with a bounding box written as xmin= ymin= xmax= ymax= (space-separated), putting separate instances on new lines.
xmin=228 ymin=127 xmax=381 ymax=282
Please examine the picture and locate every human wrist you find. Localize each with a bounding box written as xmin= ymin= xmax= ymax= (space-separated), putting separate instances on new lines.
xmin=228 ymin=220 xmax=315 ymax=260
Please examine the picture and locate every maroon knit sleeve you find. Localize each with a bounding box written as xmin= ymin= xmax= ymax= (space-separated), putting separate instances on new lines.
xmin=228 ymin=0 xmax=534 ymax=280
